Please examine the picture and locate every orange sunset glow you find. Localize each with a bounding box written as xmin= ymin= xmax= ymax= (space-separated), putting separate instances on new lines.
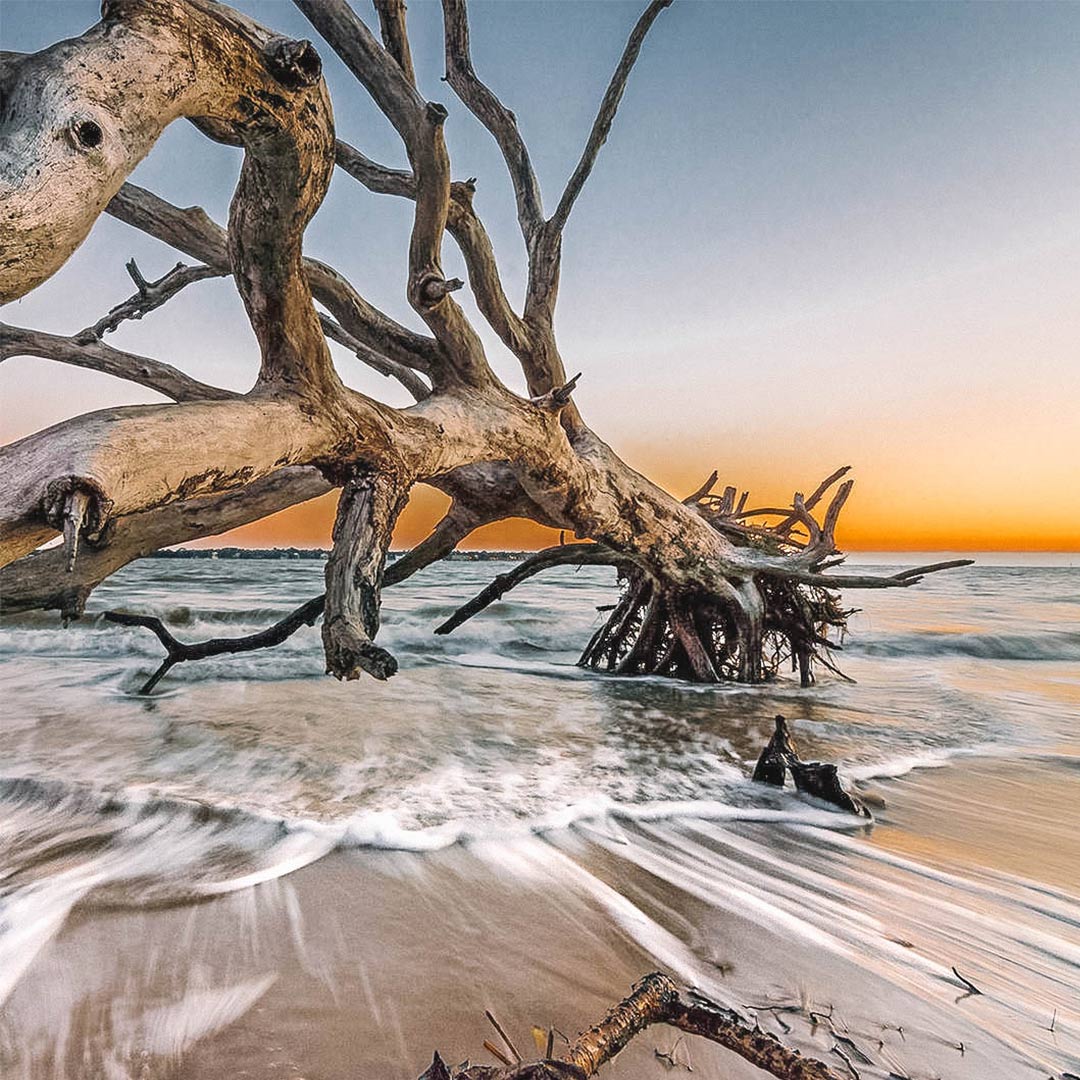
xmin=3 ymin=0 xmax=1079 ymax=557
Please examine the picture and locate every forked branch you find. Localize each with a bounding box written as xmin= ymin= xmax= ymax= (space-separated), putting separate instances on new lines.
xmin=81 ymin=259 xmax=226 ymax=340
xmin=107 ymin=183 xmax=443 ymax=376
xmin=105 ymin=598 xmax=326 ymax=695
xmin=334 ymin=143 xmax=531 ymax=358
xmin=295 ymin=0 xmax=492 ymax=385
xmin=441 ymin=0 xmax=545 ymax=243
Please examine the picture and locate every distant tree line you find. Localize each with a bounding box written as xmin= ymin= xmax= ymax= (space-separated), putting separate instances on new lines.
xmin=147 ymin=548 xmax=532 ymax=562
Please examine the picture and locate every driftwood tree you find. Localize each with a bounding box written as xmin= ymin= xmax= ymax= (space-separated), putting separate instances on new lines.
xmin=0 ymin=0 xmax=966 ymax=688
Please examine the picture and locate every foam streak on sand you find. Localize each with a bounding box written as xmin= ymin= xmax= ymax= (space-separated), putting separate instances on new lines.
xmin=1 ymin=557 xmax=1079 ymax=1077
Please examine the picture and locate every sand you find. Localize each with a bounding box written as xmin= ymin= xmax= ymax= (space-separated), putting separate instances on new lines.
xmin=3 ymin=756 xmax=1078 ymax=1080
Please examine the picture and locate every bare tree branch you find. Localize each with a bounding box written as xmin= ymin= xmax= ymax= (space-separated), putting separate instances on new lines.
xmin=441 ymin=0 xmax=545 ymax=243
xmin=94 ymin=483 xmax=534 ymax=693
xmin=319 ymin=314 xmax=431 ymax=400
xmin=0 ymin=323 xmax=236 ymax=403
xmin=384 ymin=500 xmax=488 ymax=584
xmin=435 ymin=542 xmax=626 ymax=635
xmin=421 ymin=971 xmax=840 ymax=1080
xmin=323 ymin=469 xmax=411 ymax=680
xmin=82 ymin=259 xmax=227 ymax=340
xmin=528 ymin=0 xmax=673 ymax=323
xmin=0 ymin=467 xmax=331 ymax=620
xmin=335 ymin=142 xmax=531 ymax=358
xmin=295 ymin=0 xmax=492 ymax=385
xmin=293 ymin=0 xmax=421 ymax=143
xmin=549 ymin=0 xmax=672 ymax=237
xmin=373 ymin=0 xmax=416 ymax=86
xmin=107 ymin=183 xmax=442 ymax=377
xmin=334 ymin=139 xmax=413 ymax=196
xmin=105 ymin=597 xmax=327 ymax=694
xmin=445 ymin=179 xmax=533 ymax=357
xmin=784 ymin=558 xmax=975 ymax=590
xmin=565 ymin=973 xmax=838 ymax=1080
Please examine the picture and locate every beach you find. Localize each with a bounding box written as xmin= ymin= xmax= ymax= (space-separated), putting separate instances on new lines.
xmin=1 ymin=556 xmax=1078 ymax=1078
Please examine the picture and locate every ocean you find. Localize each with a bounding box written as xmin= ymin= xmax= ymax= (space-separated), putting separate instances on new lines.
xmin=1 ymin=555 xmax=1077 ymax=1078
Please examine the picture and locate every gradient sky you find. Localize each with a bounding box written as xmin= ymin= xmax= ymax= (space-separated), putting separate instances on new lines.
xmin=2 ymin=0 xmax=1078 ymax=551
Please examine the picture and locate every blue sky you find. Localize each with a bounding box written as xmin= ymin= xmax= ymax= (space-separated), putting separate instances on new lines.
xmin=3 ymin=1 xmax=1079 ymax=548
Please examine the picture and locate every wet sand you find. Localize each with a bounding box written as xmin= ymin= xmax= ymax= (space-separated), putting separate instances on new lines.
xmin=4 ymin=754 xmax=1077 ymax=1080
xmin=865 ymin=752 xmax=1080 ymax=892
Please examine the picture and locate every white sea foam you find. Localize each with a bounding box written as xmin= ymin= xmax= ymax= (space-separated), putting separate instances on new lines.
xmin=3 ymin=558 xmax=1079 ymax=1073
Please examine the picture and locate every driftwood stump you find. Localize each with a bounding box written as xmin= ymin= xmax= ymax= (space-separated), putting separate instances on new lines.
xmin=753 ymin=716 xmax=869 ymax=817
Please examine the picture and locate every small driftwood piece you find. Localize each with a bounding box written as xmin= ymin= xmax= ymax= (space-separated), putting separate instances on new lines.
xmin=753 ymin=716 xmax=869 ymax=817
xmin=419 ymin=972 xmax=840 ymax=1080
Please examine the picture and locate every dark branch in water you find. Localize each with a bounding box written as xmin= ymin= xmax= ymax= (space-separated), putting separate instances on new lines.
xmin=435 ymin=544 xmax=628 ymax=635
xmin=105 ymin=599 xmax=326 ymax=694
xmin=102 ymin=513 xmax=482 ymax=694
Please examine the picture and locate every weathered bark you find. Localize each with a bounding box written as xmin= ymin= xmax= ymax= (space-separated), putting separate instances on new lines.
xmin=418 ymin=972 xmax=840 ymax=1080
xmin=0 ymin=0 xmax=972 ymax=686
xmin=322 ymin=469 xmax=409 ymax=680
xmin=0 ymin=467 xmax=330 ymax=621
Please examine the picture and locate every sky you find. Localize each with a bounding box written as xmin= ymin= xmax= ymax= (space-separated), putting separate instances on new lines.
xmin=2 ymin=0 xmax=1079 ymax=551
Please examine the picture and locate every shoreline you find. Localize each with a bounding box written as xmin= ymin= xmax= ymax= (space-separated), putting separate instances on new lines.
xmin=3 ymin=752 xmax=1077 ymax=1080
xmin=135 ymin=547 xmax=1080 ymax=567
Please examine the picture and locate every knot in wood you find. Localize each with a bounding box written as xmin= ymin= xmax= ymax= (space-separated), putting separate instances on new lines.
xmin=42 ymin=477 xmax=110 ymax=540
xmin=263 ymin=36 xmax=322 ymax=88
xmin=418 ymin=274 xmax=464 ymax=305
xmin=67 ymin=115 xmax=105 ymax=154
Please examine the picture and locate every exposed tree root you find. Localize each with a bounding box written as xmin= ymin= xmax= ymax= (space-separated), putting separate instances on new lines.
xmin=419 ymin=972 xmax=840 ymax=1080
xmin=441 ymin=469 xmax=971 ymax=686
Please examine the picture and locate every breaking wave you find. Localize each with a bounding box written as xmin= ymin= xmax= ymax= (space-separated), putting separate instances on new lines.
xmin=850 ymin=629 xmax=1080 ymax=661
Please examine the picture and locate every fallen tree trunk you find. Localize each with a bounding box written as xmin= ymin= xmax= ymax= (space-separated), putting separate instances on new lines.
xmin=419 ymin=972 xmax=840 ymax=1080
xmin=0 ymin=0 xmax=972 ymax=689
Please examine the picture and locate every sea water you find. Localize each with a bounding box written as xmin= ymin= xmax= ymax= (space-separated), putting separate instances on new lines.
xmin=1 ymin=555 xmax=1077 ymax=1076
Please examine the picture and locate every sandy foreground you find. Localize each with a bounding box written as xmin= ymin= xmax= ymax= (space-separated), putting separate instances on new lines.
xmin=3 ymin=757 xmax=1078 ymax=1080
